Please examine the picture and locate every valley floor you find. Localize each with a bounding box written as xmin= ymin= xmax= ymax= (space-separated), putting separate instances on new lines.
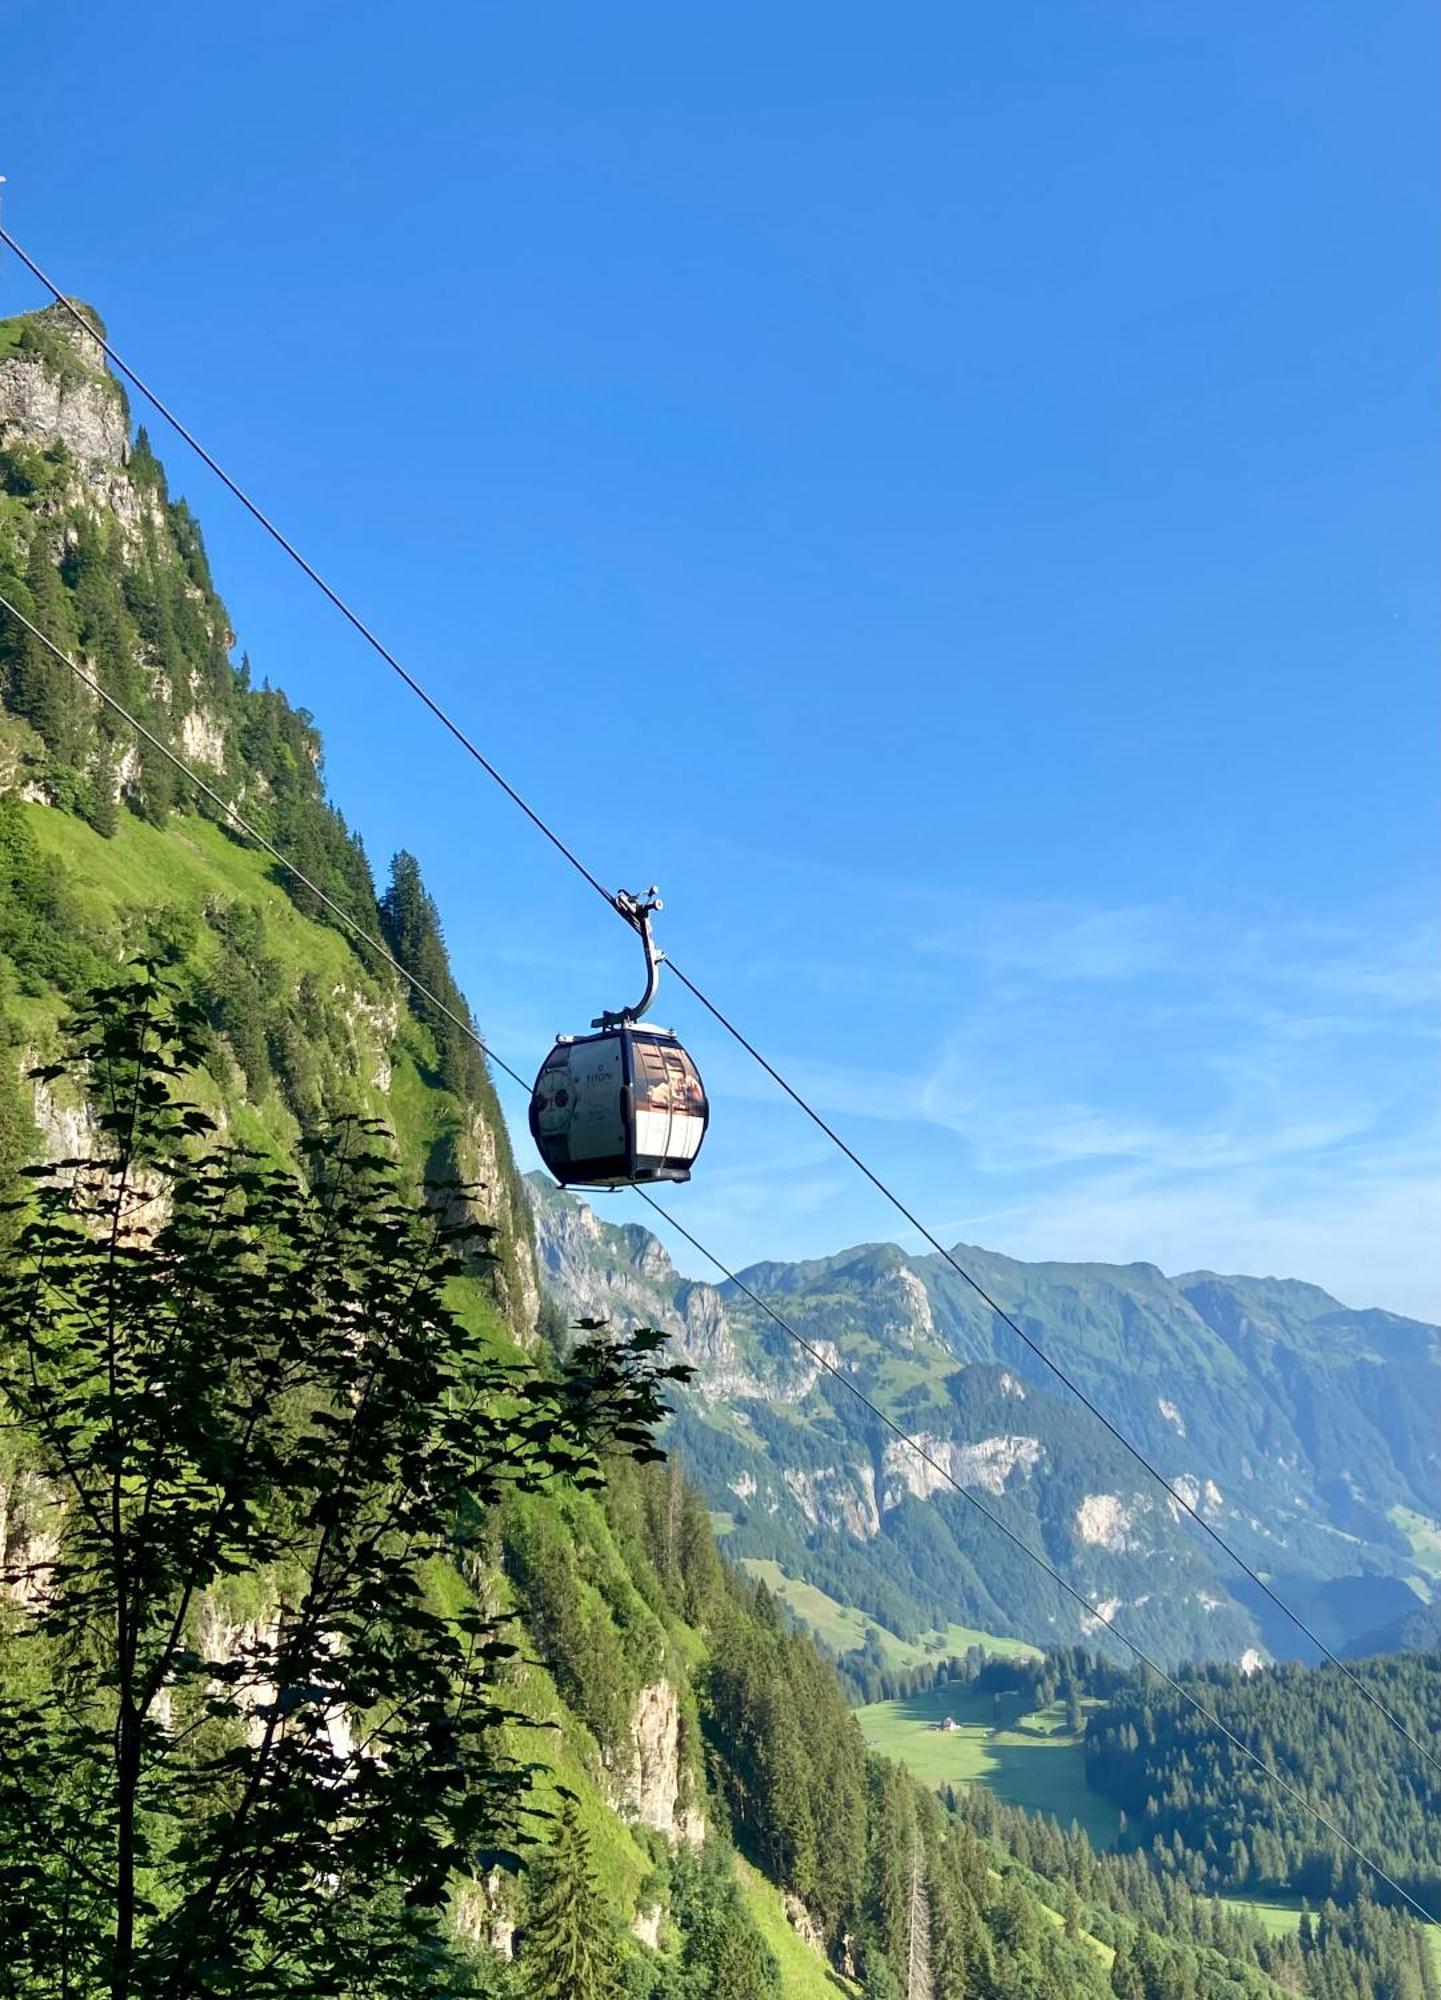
xmin=856 ymin=1683 xmax=1119 ymax=1851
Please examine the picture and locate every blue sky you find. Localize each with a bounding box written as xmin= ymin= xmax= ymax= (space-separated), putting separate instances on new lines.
xmin=4 ymin=2 xmax=1436 ymax=1314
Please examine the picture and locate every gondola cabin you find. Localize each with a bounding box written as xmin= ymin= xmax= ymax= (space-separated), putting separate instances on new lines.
xmin=529 ymin=1024 xmax=708 ymax=1189
xmin=528 ymin=887 xmax=709 ymax=1190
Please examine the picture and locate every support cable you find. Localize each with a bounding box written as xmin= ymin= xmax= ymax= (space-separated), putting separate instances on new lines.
xmin=2 ymin=235 xmax=1434 ymax=1778
xmin=2 ymin=589 xmax=1435 ymax=1929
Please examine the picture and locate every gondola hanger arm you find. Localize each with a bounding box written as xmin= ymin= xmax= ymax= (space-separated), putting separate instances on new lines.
xmin=594 ymin=887 xmax=665 ymax=1027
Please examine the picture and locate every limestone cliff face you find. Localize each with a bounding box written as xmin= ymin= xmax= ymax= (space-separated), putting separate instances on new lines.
xmin=616 ymin=1679 xmax=704 ymax=1847
xmin=0 ymin=302 xmax=234 ymax=790
xmin=0 ymin=1469 xmax=61 ymax=1611
xmin=528 ymin=1177 xmax=819 ymax=1402
xmin=528 ymin=1181 xmax=758 ymax=1391
xmin=0 ymin=306 xmax=129 ymax=468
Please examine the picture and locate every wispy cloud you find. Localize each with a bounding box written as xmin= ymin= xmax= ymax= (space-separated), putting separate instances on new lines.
xmin=917 ymin=899 xmax=1175 ymax=984
xmin=691 ymin=889 xmax=1440 ymax=1317
xmin=933 ymin=1143 xmax=1441 ymax=1322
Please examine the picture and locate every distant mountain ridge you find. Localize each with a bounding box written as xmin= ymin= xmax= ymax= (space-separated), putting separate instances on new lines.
xmin=527 ymin=1174 xmax=1440 ymax=1670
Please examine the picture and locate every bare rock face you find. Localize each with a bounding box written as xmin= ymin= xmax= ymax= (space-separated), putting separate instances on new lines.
xmin=0 ymin=1470 xmax=62 ymax=1610
xmin=614 ymin=1678 xmax=704 ymax=1848
xmin=875 ymin=1262 xmax=938 ymax=1350
xmin=780 ymin=1462 xmax=881 ymax=1540
xmin=781 ymin=1890 xmax=827 ymax=1957
xmin=880 ymin=1431 xmax=1043 ymax=1509
xmin=179 ymin=709 xmax=227 ymax=772
xmin=0 ymin=308 xmax=128 ymax=468
xmin=340 ymin=986 xmax=401 ymax=1094
xmin=527 ymin=1180 xmax=772 ymax=1399
xmin=632 ymin=1904 xmax=662 ymax=1949
xmin=30 ymin=1069 xmax=102 ymax=1164
xmin=456 ymin=1110 xmax=542 ymax=1340
xmin=452 ymin=1873 xmax=516 ymax=1960
xmin=621 ymin=1679 xmax=682 ymax=1834
xmin=1074 ymin=1492 xmax=1149 ymax=1552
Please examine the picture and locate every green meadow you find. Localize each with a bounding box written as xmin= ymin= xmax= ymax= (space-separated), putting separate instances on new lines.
xmin=739 ymin=1559 xmax=1038 ymax=1670
xmin=856 ymin=1682 xmax=1119 ymax=1851
xmin=1217 ymin=1896 xmax=1304 ymax=1939
xmin=1390 ymin=1506 xmax=1441 ymax=1589
xmin=734 ymin=1860 xmax=861 ymax=1997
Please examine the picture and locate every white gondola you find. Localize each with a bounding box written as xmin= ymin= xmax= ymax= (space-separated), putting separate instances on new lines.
xmin=529 ymin=891 xmax=709 ymax=1189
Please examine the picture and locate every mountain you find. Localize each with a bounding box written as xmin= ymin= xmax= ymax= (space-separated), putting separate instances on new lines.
xmin=528 ymin=1176 xmax=1441 ymax=1671
xmin=1 ymin=298 xmax=1431 ymax=1999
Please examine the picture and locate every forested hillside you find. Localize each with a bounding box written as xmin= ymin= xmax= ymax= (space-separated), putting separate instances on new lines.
xmin=1 ymin=299 xmax=1434 ymax=1999
xmin=1084 ymin=1653 xmax=1441 ymax=1918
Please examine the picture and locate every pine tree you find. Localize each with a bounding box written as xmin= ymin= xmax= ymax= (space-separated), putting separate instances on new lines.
xmin=1063 ymin=1882 xmax=1083 ymax=1941
xmin=78 ymin=758 xmax=120 ymax=837
xmin=1110 ymin=1942 xmax=1145 ymax=2000
xmin=380 ymin=848 xmax=484 ymax=1097
xmin=8 ymin=533 xmax=80 ymax=755
xmin=521 ymin=1802 xmax=621 ymax=2000
xmin=671 ymin=1844 xmax=781 ymax=2000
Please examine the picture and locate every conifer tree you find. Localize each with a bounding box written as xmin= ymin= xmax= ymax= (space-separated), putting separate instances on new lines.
xmin=78 ymin=755 xmax=120 ymax=837
xmin=671 ymin=1843 xmax=781 ymax=2000
xmin=521 ymin=1801 xmax=622 ymax=2000
xmin=1064 ymin=1881 xmax=1083 ymax=1940
xmin=380 ymin=848 xmax=485 ymax=1098
xmin=1110 ymin=1941 xmax=1145 ymax=2000
xmin=8 ymin=533 xmax=79 ymax=755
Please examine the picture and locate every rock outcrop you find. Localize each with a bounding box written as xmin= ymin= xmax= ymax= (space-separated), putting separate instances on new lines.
xmin=0 ymin=305 xmax=127 ymax=465
xmin=616 ymin=1679 xmax=703 ymax=1846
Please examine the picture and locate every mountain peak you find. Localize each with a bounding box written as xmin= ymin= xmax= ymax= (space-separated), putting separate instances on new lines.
xmin=0 ymin=297 xmax=127 ymax=467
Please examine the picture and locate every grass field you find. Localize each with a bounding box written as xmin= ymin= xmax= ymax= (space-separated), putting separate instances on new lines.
xmin=735 ymin=1859 xmax=860 ymax=1997
xmin=1391 ymin=1506 xmax=1441 ymax=1590
xmin=1218 ymin=1895 xmax=1304 ymax=1938
xmin=739 ymin=1559 xmax=1038 ymax=1669
xmin=856 ymin=1682 xmax=1119 ymax=1850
